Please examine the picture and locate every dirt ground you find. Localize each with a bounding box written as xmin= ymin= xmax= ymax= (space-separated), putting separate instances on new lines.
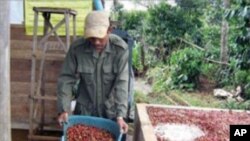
xmin=134 ymin=78 xmax=152 ymax=95
xmin=12 ymin=129 xmax=28 ymax=141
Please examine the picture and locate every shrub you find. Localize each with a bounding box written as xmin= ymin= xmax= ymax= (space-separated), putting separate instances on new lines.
xmin=169 ymin=47 xmax=204 ymax=90
xmin=146 ymin=65 xmax=171 ymax=93
xmin=132 ymin=42 xmax=143 ymax=74
xmin=234 ymin=70 xmax=250 ymax=98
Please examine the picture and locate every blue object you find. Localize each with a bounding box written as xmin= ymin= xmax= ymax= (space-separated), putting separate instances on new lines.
xmin=61 ymin=115 xmax=122 ymax=141
xmin=93 ymin=0 xmax=104 ymax=10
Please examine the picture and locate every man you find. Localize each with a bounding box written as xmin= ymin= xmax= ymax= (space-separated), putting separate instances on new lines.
xmin=57 ymin=11 xmax=129 ymax=136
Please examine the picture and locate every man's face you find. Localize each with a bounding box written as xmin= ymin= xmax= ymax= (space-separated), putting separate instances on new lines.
xmin=88 ymin=34 xmax=109 ymax=52
xmin=87 ymin=27 xmax=112 ymax=52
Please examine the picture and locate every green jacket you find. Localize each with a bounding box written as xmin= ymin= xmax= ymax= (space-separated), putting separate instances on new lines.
xmin=57 ymin=34 xmax=129 ymax=119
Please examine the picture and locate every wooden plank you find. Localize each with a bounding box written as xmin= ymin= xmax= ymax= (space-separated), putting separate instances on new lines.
xmin=11 ymin=49 xmax=66 ymax=60
xmin=11 ymin=39 xmax=69 ymax=50
xmin=11 ymin=88 xmax=58 ymax=128
xmin=11 ymin=58 xmax=32 ymax=70
xmin=28 ymin=135 xmax=60 ymax=141
xmin=11 ymin=40 xmax=32 ymax=49
xmin=11 ymin=25 xmax=33 ymax=41
xmin=12 ymin=122 xmax=61 ymax=131
xmin=32 ymin=95 xmax=57 ymax=101
xmin=32 ymin=100 xmax=58 ymax=122
xmin=11 ymin=59 xmax=31 ymax=82
xmin=11 ymin=96 xmax=29 ymax=123
xmin=12 ymin=41 xmax=66 ymax=51
xmin=11 ymin=82 xmax=57 ymax=96
xmin=133 ymin=104 xmax=157 ymax=141
xmin=11 ymin=39 xmax=67 ymax=60
xmin=10 ymin=25 xmax=64 ymax=41
xmin=11 ymin=59 xmax=63 ymax=82
xmin=11 ymin=122 xmax=29 ymax=130
xmin=10 ymin=72 xmax=61 ymax=83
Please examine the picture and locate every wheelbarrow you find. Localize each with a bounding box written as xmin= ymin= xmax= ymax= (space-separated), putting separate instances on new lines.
xmin=61 ymin=115 xmax=123 ymax=141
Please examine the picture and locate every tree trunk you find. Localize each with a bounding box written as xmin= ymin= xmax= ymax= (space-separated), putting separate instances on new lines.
xmin=101 ymin=0 xmax=105 ymax=8
xmin=0 ymin=0 xmax=11 ymax=141
xmin=140 ymin=37 xmax=148 ymax=75
xmin=220 ymin=0 xmax=230 ymax=65
xmin=113 ymin=0 xmax=118 ymax=7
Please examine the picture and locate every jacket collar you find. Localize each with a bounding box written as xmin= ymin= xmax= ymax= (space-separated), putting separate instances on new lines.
xmin=92 ymin=39 xmax=112 ymax=59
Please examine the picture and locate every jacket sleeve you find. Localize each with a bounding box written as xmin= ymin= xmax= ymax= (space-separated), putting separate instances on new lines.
xmin=57 ymin=47 xmax=77 ymax=114
xmin=114 ymin=48 xmax=129 ymax=118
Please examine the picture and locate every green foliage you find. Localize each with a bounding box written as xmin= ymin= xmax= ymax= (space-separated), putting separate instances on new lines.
xmin=175 ymin=0 xmax=209 ymax=10
xmin=225 ymin=0 xmax=250 ymax=65
xmin=200 ymin=63 xmax=218 ymax=80
xmin=117 ymin=10 xmax=149 ymax=42
xmin=145 ymin=2 xmax=203 ymax=61
xmin=168 ymin=48 xmax=204 ymax=90
xmin=132 ymin=42 xmax=143 ymax=73
xmin=200 ymin=25 xmax=221 ymax=55
xmin=235 ymin=70 xmax=249 ymax=85
xmin=223 ymin=99 xmax=250 ymax=110
xmin=173 ymin=91 xmax=226 ymax=108
xmin=118 ymin=11 xmax=147 ymax=31
xmin=245 ymin=84 xmax=250 ymax=99
xmin=116 ymin=0 xmax=249 ymax=99
xmin=134 ymin=90 xmax=149 ymax=103
xmin=146 ymin=65 xmax=171 ymax=93
xmin=110 ymin=1 xmax=124 ymax=21
xmin=203 ymin=0 xmax=223 ymax=25
xmin=215 ymin=68 xmax=233 ymax=86
xmin=214 ymin=56 xmax=241 ymax=86
xmin=117 ymin=11 xmax=152 ymax=74
xmin=147 ymin=4 xmax=186 ymax=44
xmin=147 ymin=92 xmax=174 ymax=105
xmin=223 ymin=0 xmax=250 ymax=99
xmin=234 ymin=70 xmax=250 ymax=98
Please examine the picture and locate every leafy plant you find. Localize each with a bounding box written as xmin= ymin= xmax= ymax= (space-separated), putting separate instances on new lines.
xmin=235 ymin=70 xmax=249 ymax=85
xmin=118 ymin=11 xmax=150 ymax=74
xmin=168 ymin=47 xmax=204 ymax=90
xmin=224 ymin=99 xmax=250 ymax=110
xmin=146 ymin=65 xmax=171 ymax=93
xmin=145 ymin=1 xmax=204 ymax=62
xmin=200 ymin=63 xmax=218 ymax=81
xmin=134 ymin=90 xmax=149 ymax=103
xmin=132 ymin=42 xmax=143 ymax=74
xmin=223 ymin=0 xmax=250 ymax=99
xmin=118 ymin=11 xmax=147 ymax=32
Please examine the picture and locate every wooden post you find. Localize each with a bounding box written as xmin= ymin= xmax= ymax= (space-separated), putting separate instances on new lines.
xmin=0 ymin=0 xmax=11 ymax=141
xmin=220 ymin=0 xmax=230 ymax=65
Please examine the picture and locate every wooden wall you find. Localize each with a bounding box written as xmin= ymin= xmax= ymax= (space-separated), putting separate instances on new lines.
xmin=11 ymin=25 xmax=65 ymax=129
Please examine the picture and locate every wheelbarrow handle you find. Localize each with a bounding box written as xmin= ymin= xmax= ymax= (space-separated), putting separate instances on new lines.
xmin=118 ymin=133 xmax=123 ymax=141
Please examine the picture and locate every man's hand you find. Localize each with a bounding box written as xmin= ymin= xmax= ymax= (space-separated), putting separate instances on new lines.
xmin=57 ymin=112 xmax=68 ymax=126
xmin=116 ymin=117 xmax=128 ymax=134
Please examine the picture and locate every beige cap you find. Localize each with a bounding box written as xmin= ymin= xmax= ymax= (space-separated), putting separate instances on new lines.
xmin=84 ymin=11 xmax=110 ymax=39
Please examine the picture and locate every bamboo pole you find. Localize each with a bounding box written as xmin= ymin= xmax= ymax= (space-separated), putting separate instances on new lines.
xmin=178 ymin=37 xmax=205 ymax=51
xmin=0 ymin=0 xmax=11 ymax=141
